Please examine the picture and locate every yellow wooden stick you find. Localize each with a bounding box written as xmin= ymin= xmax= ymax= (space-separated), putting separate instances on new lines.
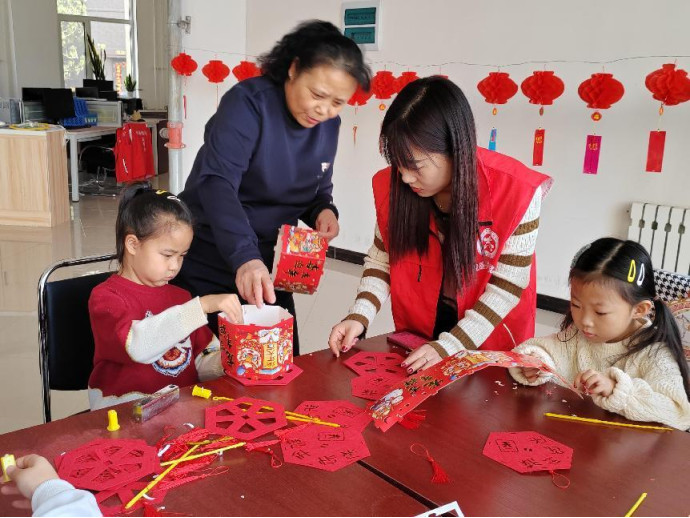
xmin=286 ymin=415 xmax=340 ymax=428
xmin=211 ymin=396 xmax=340 ymax=427
xmin=544 ymin=413 xmax=673 ymax=431
xmin=625 ymin=492 xmax=647 ymax=517
xmin=159 ymin=442 xmax=247 ymax=466
xmin=125 ymin=444 xmax=201 ymax=509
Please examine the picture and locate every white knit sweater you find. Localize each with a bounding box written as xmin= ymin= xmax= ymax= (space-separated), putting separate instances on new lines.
xmin=509 ymin=328 xmax=690 ymax=431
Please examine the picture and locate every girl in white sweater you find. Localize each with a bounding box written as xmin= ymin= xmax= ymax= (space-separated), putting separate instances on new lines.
xmin=510 ymin=238 xmax=690 ymax=431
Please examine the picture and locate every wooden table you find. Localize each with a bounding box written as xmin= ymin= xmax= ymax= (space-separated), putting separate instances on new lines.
xmin=2 ymin=334 xmax=688 ymax=516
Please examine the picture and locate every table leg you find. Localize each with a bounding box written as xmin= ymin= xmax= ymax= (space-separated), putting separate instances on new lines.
xmin=69 ymin=137 xmax=79 ymax=202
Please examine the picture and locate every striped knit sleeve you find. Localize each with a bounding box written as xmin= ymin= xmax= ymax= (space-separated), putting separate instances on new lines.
xmin=428 ymin=186 xmax=543 ymax=357
xmin=343 ymin=224 xmax=392 ymax=330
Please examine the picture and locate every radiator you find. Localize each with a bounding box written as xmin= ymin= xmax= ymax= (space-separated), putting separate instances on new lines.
xmin=629 ymin=202 xmax=690 ymax=275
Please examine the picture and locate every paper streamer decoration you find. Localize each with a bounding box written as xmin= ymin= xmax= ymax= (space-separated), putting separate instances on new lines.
xmin=272 ymin=225 xmax=327 ymax=294
xmin=293 ymin=400 xmax=372 ymax=432
xmin=369 ymin=349 xmax=579 ymax=432
xmin=279 ymin=424 xmax=370 ymax=472
xmin=205 ymin=397 xmax=288 ymax=441
xmin=583 ymin=135 xmax=602 ymax=175
xmin=533 ymin=129 xmax=545 ymax=166
xmin=646 ymin=131 xmax=666 ymax=173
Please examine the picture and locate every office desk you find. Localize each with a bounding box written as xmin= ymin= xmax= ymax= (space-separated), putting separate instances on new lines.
xmin=65 ymin=121 xmax=159 ymax=202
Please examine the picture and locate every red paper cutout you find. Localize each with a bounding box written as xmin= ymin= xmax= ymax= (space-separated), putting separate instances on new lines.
xmin=280 ymin=424 xmax=370 ymax=472
xmin=57 ymin=439 xmax=160 ymax=492
xmin=533 ymin=128 xmax=545 ymax=166
xmin=583 ymin=134 xmax=602 ymax=174
xmin=272 ymin=225 xmax=328 ymax=294
xmin=343 ymin=351 xmax=407 ymax=376
xmin=170 ymin=52 xmax=197 ymax=76
xmin=219 ymin=306 xmax=293 ymax=380
xmin=477 ymin=72 xmax=518 ymax=105
xmin=370 ymin=350 xmax=579 ymax=431
xmin=646 ymin=130 xmax=666 ymax=173
xmin=232 ymin=60 xmax=261 ymax=82
xmin=645 ymin=64 xmax=690 ymax=106
xmin=205 ymin=397 xmax=288 ymax=440
xmin=202 ymin=60 xmax=230 ymax=83
xmin=578 ymin=73 xmax=624 ymax=110
xmin=228 ymin=363 xmax=303 ymax=386
xmin=351 ymin=371 xmax=405 ymax=401
xmin=96 ymin=480 xmax=168 ymax=516
xmin=293 ymin=400 xmax=372 ymax=432
xmin=482 ymin=431 xmax=573 ymax=474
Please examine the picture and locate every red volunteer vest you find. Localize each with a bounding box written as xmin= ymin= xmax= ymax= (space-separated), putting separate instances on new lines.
xmin=373 ymin=147 xmax=552 ymax=351
xmin=115 ymin=122 xmax=155 ymax=183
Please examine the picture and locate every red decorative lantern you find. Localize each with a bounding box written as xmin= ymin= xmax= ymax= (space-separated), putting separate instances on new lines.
xmin=645 ymin=63 xmax=690 ymax=107
xmin=202 ymin=60 xmax=230 ymax=83
xmin=170 ymin=52 xmax=197 ymax=76
xmin=520 ymin=71 xmax=565 ymax=115
xmin=232 ymin=60 xmax=261 ymax=82
xmin=394 ymin=71 xmax=419 ymax=93
xmin=477 ymin=72 xmax=518 ymax=114
xmin=577 ymin=73 xmax=624 ymax=120
xmin=371 ymin=70 xmax=397 ymax=110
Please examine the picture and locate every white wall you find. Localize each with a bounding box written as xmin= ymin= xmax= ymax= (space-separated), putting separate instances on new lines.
xmin=245 ymin=0 xmax=690 ymax=299
xmin=178 ymin=0 xmax=247 ymax=179
xmin=136 ymin=0 xmax=168 ymax=109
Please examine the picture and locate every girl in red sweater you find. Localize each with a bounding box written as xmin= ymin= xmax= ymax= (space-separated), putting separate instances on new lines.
xmin=88 ymin=184 xmax=241 ymax=410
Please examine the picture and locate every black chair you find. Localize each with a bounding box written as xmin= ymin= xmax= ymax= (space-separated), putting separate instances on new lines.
xmin=38 ymin=254 xmax=116 ymax=422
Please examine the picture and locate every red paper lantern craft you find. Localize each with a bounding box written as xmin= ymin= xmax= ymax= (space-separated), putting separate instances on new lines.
xmin=520 ymin=71 xmax=565 ymax=115
xmin=371 ymin=70 xmax=397 ymax=110
xmin=348 ymin=84 xmax=373 ymax=107
xmin=229 ymin=363 xmax=303 ymax=387
xmin=205 ymin=397 xmax=288 ymax=440
xmin=394 ymin=71 xmax=419 ymax=93
xmin=344 ymin=351 xmax=407 ymax=377
xmin=280 ymin=424 xmax=370 ymax=472
xmin=477 ymin=72 xmax=518 ymax=114
xmin=645 ymin=63 xmax=690 ymax=110
xmin=202 ymin=60 xmax=230 ymax=83
xmin=56 ymin=439 xmax=160 ymax=492
xmin=351 ymin=371 xmax=405 ymax=401
xmin=232 ymin=60 xmax=261 ymax=82
xmin=170 ymin=52 xmax=197 ymax=76
xmin=578 ymin=73 xmax=624 ymax=120
xmin=293 ymin=400 xmax=372 ymax=432
xmin=96 ymin=480 xmax=168 ymax=516
xmin=483 ymin=431 xmax=572 ymax=487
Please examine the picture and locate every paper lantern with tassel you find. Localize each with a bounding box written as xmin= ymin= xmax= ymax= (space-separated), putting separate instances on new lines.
xmin=170 ymin=52 xmax=198 ymax=119
xmin=203 ymin=60 xmax=231 ymax=108
xmin=477 ymin=71 xmax=518 ymax=151
xmin=348 ymin=85 xmax=373 ymax=145
xmin=520 ymin=71 xmax=565 ymax=166
xmin=644 ymin=64 xmax=690 ymax=172
xmin=232 ymin=60 xmax=261 ymax=82
xmin=371 ymin=70 xmax=397 ymax=110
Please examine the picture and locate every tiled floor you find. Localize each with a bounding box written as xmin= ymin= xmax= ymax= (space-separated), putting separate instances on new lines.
xmin=0 ymin=174 xmax=562 ymax=434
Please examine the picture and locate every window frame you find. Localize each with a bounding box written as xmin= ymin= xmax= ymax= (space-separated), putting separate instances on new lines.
xmin=57 ymin=0 xmax=139 ymax=91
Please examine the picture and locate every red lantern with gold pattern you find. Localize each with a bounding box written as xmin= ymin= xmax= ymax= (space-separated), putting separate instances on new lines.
xmin=520 ymin=71 xmax=565 ymax=115
xmin=170 ymin=52 xmax=197 ymax=76
xmin=232 ymin=60 xmax=261 ymax=82
xmin=578 ymin=73 xmax=624 ymax=120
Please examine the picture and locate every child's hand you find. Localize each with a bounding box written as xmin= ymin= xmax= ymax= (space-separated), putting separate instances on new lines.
xmin=200 ymin=294 xmax=243 ymax=323
xmin=1 ymin=455 xmax=58 ymax=501
xmin=520 ymin=366 xmax=543 ymax=383
xmin=574 ymin=369 xmax=616 ymax=397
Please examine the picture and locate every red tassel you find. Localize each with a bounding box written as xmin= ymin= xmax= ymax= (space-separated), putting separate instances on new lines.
xmin=246 ymin=439 xmax=282 ymax=468
xmin=410 ymin=443 xmax=450 ymax=484
xmin=399 ymin=409 xmax=426 ymax=429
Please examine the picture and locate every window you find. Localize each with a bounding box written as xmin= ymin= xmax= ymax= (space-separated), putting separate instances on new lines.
xmin=57 ymin=0 xmax=137 ymax=93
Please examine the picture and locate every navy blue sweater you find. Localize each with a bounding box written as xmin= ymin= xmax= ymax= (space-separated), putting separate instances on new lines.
xmin=179 ymin=76 xmax=340 ymax=291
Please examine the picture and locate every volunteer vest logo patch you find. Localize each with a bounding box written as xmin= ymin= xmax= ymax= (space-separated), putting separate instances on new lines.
xmin=142 ymin=310 xmax=193 ymax=377
xmin=477 ymin=228 xmax=499 ymax=259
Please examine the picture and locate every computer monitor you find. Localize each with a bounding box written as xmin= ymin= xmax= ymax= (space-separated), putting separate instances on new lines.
xmin=98 ymin=90 xmax=118 ymax=101
xmin=42 ymin=89 xmax=75 ymax=121
xmin=22 ymin=87 xmax=49 ymax=102
xmin=75 ymin=86 xmax=99 ymax=98
xmin=83 ymin=79 xmax=114 ymax=91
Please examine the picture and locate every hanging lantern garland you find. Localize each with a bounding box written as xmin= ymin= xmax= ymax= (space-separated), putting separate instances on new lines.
xmin=577 ymin=72 xmax=624 ymax=175
xmin=394 ymin=71 xmax=419 ymax=93
xmin=520 ymin=71 xmax=565 ymax=166
xmin=370 ymin=70 xmax=397 ymax=111
xmin=202 ymin=59 xmax=231 ymax=108
xmin=170 ymin=52 xmax=198 ymax=119
xmin=347 ymin=85 xmax=373 ymax=145
xmin=232 ymin=60 xmax=262 ymax=82
xmin=477 ymin=71 xmax=518 ymax=150
xmin=643 ymin=64 xmax=690 ymax=172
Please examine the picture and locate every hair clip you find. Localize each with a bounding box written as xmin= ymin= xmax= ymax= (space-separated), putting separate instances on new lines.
xmin=155 ymin=189 xmax=180 ymax=202
xmin=635 ymin=263 xmax=645 ymax=287
xmin=627 ymin=259 xmax=636 ymax=283
xmin=570 ymin=243 xmax=591 ymax=269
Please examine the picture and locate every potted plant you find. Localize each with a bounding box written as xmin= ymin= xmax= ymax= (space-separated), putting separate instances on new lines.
xmin=124 ymin=74 xmax=137 ymax=97
xmin=85 ymin=33 xmax=112 ymax=91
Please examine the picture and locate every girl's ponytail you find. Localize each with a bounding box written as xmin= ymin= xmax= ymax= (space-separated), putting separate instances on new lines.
xmin=648 ymin=297 xmax=690 ymax=399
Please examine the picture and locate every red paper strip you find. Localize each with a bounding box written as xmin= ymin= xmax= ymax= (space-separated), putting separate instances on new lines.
xmin=645 ymin=130 xmax=666 ymax=173
xmin=583 ymin=134 xmax=602 ymax=174
xmin=533 ymin=128 xmax=545 ymax=166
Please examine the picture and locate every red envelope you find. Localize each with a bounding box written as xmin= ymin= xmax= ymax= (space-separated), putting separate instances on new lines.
xmin=205 ymin=397 xmax=288 ymax=441
xmin=219 ymin=305 xmax=293 ymax=381
xmin=293 ymin=400 xmax=372 ymax=432
xmin=343 ymin=351 xmax=407 ymax=377
xmin=279 ymin=424 xmax=370 ymax=472
xmin=483 ymin=431 xmax=573 ymax=474
xmin=56 ymin=439 xmax=160 ymax=492
xmin=272 ymin=225 xmax=328 ymax=294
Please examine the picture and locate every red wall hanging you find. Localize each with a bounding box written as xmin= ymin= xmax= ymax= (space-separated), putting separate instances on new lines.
xmin=203 ymin=59 xmax=231 ymax=107
xmin=477 ymin=71 xmax=517 ymax=151
xmin=232 ymin=60 xmax=261 ymax=82
xmin=171 ymin=52 xmax=198 ymax=119
xmin=347 ymin=84 xmax=373 ymax=145
xmin=394 ymin=71 xmax=419 ymax=93
xmin=371 ymin=70 xmax=397 ymax=110
xmin=521 ymin=71 xmax=564 ymax=166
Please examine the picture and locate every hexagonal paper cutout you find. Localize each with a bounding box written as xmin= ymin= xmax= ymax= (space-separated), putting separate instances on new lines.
xmin=205 ymin=397 xmax=288 ymax=440
xmin=280 ymin=424 xmax=370 ymax=472
xmin=343 ymin=351 xmax=407 ymax=376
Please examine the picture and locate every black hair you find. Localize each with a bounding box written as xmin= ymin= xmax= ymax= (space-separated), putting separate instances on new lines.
xmin=259 ymin=20 xmax=371 ymax=90
xmin=562 ymin=237 xmax=690 ymax=399
xmin=381 ymin=76 xmax=478 ymax=288
xmin=115 ymin=182 xmax=194 ymax=265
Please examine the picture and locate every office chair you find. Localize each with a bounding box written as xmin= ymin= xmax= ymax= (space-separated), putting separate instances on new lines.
xmin=37 ymin=254 xmax=116 ymax=422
